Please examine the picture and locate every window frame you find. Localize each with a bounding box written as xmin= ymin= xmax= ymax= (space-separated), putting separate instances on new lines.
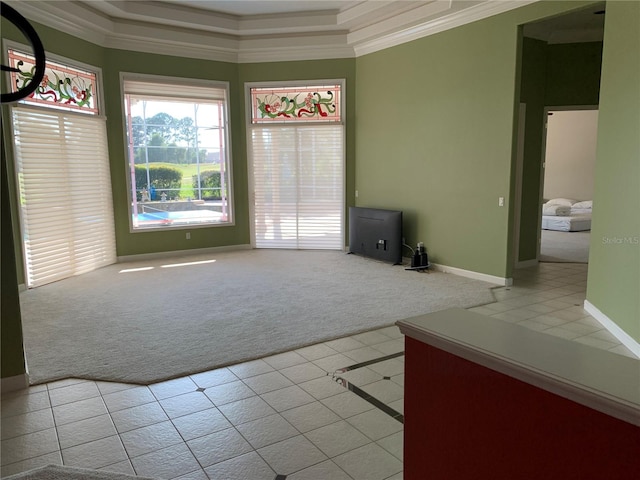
xmin=120 ymin=73 xmax=235 ymax=233
xmin=249 ymin=83 xmax=342 ymax=124
xmin=245 ymin=79 xmax=346 ymax=250
xmin=4 ymin=40 xmax=106 ymax=117
xmin=4 ymin=40 xmax=116 ymax=288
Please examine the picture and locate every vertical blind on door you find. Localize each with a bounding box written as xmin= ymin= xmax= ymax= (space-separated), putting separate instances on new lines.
xmin=12 ymin=107 xmax=117 ymax=287
xmin=250 ymin=124 xmax=344 ymax=249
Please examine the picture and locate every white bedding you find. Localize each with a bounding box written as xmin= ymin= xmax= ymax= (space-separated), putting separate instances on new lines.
xmin=543 ymin=204 xmax=571 ymax=216
xmin=541 ymin=198 xmax=593 ymax=232
xmin=542 ymin=212 xmax=592 ymax=232
xmin=570 ymin=207 xmax=592 ymax=214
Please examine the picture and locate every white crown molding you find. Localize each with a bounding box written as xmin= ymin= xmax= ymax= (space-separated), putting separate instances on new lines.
xmin=338 ymin=0 xmax=397 ymax=24
xmin=107 ymin=21 xmax=240 ymax=63
xmin=237 ymin=32 xmax=354 ymax=63
xmin=5 ymin=0 xmax=111 ymax=47
xmin=105 ymin=35 xmax=239 ymax=64
xmin=238 ymin=43 xmax=355 ymax=64
xmin=348 ymin=0 xmax=452 ymax=46
xmin=6 ymin=0 xmax=541 ymax=63
xmin=353 ymin=0 xmax=539 ymax=57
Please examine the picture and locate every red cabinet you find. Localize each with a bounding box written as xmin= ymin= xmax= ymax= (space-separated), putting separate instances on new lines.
xmin=398 ymin=308 xmax=640 ymax=480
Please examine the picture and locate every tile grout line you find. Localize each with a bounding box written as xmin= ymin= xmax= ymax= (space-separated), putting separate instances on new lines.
xmin=331 ymin=351 xmax=405 ymax=423
xmin=333 ymin=352 xmax=404 ymax=375
xmin=45 ymin=384 xmax=64 ymax=467
xmin=334 ymin=378 xmax=404 ymax=424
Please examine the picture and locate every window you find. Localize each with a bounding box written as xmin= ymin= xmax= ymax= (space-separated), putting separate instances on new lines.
xmin=250 ymin=85 xmax=341 ymax=124
xmin=122 ymin=77 xmax=233 ymax=231
xmin=7 ymin=47 xmax=116 ymax=287
xmin=248 ymin=83 xmax=344 ymax=250
xmin=7 ymin=48 xmax=98 ymax=114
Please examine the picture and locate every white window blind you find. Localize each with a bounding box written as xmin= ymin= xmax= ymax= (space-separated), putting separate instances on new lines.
xmin=12 ymin=107 xmax=117 ymax=287
xmin=123 ymin=79 xmax=227 ymax=101
xmin=251 ymin=124 xmax=344 ymax=249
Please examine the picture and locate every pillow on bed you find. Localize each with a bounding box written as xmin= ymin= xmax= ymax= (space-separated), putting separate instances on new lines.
xmin=546 ymin=198 xmax=577 ymax=207
xmin=543 ymin=204 xmax=571 ymax=216
xmin=572 ymin=200 xmax=593 ymax=209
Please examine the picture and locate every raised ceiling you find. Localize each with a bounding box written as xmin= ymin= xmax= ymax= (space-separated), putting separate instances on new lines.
xmin=523 ymin=2 xmax=605 ymax=44
xmin=161 ymin=1 xmax=362 ymax=16
xmin=8 ymin=1 xmax=601 ymax=63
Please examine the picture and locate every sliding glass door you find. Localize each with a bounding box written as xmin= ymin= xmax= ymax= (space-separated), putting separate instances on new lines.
xmin=247 ymin=83 xmax=344 ymax=250
xmin=7 ymin=47 xmax=116 ymax=287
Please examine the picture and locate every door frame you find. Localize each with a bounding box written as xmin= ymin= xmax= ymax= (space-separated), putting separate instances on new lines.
xmin=537 ymin=105 xmax=598 ymax=259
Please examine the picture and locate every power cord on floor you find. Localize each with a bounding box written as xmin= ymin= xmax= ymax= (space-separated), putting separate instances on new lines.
xmin=403 ymin=243 xmax=415 ymax=256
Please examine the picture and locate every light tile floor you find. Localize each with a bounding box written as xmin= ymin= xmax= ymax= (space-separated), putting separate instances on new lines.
xmin=1 ymin=262 xmax=636 ymax=479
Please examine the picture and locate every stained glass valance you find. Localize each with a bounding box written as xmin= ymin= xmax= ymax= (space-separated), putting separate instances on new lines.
xmin=7 ymin=49 xmax=98 ymax=114
xmin=250 ymin=85 xmax=341 ymax=123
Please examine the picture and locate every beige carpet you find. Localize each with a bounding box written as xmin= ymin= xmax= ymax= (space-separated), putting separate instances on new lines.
xmin=540 ymin=230 xmax=590 ymax=263
xmin=20 ymin=249 xmax=496 ymax=385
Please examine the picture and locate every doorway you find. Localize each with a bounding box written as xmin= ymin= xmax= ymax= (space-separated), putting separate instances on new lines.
xmin=515 ymin=3 xmax=604 ymax=269
xmin=539 ymin=108 xmax=598 ymax=263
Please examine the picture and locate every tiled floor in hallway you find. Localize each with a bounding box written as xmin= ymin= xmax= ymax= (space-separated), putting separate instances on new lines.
xmin=1 ymin=262 xmax=636 ymax=479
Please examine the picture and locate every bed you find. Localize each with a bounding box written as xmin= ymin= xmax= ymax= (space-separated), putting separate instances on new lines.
xmin=541 ymin=198 xmax=592 ymax=232
xmin=541 ymin=213 xmax=591 ymax=232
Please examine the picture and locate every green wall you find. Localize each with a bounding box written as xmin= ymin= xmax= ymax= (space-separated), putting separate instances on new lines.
xmin=545 ymin=42 xmax=602 ymax=106
xmin=518 ymin=37 xmax=548 ymax=262
xmin=355 ymin=19 xmax=515 ymax=278
xmin=586 ymin=0 xmax=640 ymax=341
xmin=101 ymin=50 xmax=246 ymax=256
xmin=354 ymin=1 xmax=596 ymax=278
xmin=1 ymin=135 xmax=26 ymax=379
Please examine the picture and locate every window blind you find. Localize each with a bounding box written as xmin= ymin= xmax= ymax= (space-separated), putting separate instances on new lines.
xmin=251 ymin=124 xmax=344 ymax=249
xmin=123 ymin=79 xmax=227 ymax=102
xmin=12 ymin=107 xmax=117 ymax=287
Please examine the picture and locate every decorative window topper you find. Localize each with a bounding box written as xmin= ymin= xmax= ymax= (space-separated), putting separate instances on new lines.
xmin=7 ymin=49 xmax=98 ymax=114
xmin=251 ymin=85 xmax=341 ymax=123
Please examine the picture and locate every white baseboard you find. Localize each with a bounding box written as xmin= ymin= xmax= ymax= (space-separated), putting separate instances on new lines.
xmin=516 ymin=259 xmax=538 ymax=269
xmin=430 ymin=263 xmax=513 ymax=286
xmin=1 ymin=373 xmax=30 ymax=393
xmin=584 ymin=300 xmax=640 ymax=358
xmin=117 ymin=244 xmax=252 ymax=263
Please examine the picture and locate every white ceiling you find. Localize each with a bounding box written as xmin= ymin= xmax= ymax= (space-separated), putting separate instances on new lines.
xmin=8 ymin=1 xmax=603 ymax=64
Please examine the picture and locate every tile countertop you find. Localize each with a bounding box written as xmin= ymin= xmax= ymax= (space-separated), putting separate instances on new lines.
xmin=397 ymin=308 xmax=640 ymax=426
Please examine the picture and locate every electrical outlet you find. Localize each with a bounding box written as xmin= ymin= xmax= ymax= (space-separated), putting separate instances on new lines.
xmin=498 ymin=197 xmax=505 ymax=207
xmin=355 ymin=190 xmax=359 ymax=198
xmin=186 ymin=232 xmax=191 ymax=240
